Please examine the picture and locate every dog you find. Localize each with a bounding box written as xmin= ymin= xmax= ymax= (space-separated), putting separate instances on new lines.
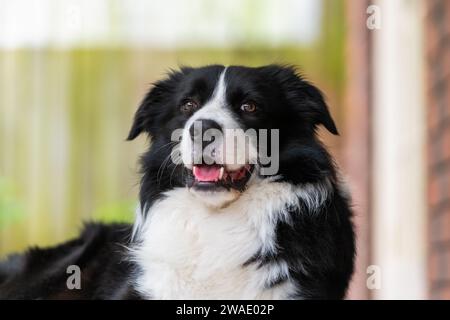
xmin=0 ymin=64 xmax=355 ymax=299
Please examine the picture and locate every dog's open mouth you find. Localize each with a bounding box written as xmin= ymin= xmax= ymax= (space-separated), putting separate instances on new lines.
xmin=187 ymin=164 xmax=254 ymax=192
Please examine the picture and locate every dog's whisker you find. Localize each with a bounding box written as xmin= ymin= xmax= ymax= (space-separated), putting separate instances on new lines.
xmin=156 ymin=156 xmax=173 ymax=188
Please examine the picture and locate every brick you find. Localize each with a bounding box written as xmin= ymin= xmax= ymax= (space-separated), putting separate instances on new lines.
xmin=429 ymin=249 xmax=440 ymax=283
xmin=430 ymin=209 xmax=450 ymax=243
xmin=432 ymin=283 xmax=450 ymax=299
xmin=439 ymin=287 xmax=450 ymax=299
xmin=430 ymin=246 xmax=450 ymax=285
xmin=425 ymin=1 xmax=449 ymax=59
xmin=428 ymin=170 xmax=449 ymax=209
xmin=429 ymin=127 xmax=450 ymax=168
xmin=427 ymin=87 xmax=439 ymax=131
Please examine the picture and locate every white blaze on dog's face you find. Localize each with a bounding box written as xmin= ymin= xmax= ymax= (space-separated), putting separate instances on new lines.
xmin=180 ymin=69 xmax=258 ymax=208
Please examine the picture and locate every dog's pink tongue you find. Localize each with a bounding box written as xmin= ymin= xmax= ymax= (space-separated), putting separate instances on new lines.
xmin=193 ymin=166 xmax=221 ymax=182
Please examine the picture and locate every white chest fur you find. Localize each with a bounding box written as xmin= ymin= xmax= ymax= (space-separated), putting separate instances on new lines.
xmin=132 ymin=180 xmax=330 ymax=299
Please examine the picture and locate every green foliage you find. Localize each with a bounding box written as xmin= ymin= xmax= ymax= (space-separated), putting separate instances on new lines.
xmin=92 ymin=200 xmax=135 ymax=224
xmin=0 ymin=177 xmax=25 ymax=229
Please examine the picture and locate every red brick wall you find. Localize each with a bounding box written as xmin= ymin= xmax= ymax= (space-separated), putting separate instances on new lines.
xmin=344 ymin=0 xmax=372 ymax=299
xmin=426 ymin=0 xmax=450 ymax=300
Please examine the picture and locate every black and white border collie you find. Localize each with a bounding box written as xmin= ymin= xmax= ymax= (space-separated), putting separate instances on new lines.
xmin=0 ymin=65 xmax=355 ymax=300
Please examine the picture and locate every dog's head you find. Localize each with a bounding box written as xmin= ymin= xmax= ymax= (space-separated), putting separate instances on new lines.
xmin=128 ymin=65 xmax=337 ymax=208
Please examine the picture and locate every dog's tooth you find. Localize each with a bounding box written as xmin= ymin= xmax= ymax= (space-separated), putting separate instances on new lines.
xmin=193 ymin=166 xmax=200 ymax=180
xmin=219 ymin=167 xmax=224 ymax=180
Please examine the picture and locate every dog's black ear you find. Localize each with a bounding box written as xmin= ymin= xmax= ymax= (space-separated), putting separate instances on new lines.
xmin=127 ymin=84 xmax=163 ymax=140
xmin=268 ymin=65 xmax=338 ymax=135
xmin=127 ymin=69 xmax=189 ymax=140
xmin=127 ymin=100 xmax=147 ymax=140
xmin=127 ymin=80 xmax=173 ymax=141
xmin=300 ymin=81 xmax=338 ymax=135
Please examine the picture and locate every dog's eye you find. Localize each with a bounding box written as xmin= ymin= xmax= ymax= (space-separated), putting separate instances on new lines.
xmin=180 ymin=100 xmax=199 ymax=113
xmin=240 ymin=102 xmax=257 ymax=113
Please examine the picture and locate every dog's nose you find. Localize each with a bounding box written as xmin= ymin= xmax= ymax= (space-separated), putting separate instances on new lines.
xmin=189 ymin=119 xmax=222 ymax=140
xmin=190 ymin=119 xmax=223 ymax=165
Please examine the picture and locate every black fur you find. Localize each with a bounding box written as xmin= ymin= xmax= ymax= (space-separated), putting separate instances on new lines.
xmin=0 ymin=65 xmax=355 ymax=299
xmin=0 ymin=223 xmax=139 ymax=299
